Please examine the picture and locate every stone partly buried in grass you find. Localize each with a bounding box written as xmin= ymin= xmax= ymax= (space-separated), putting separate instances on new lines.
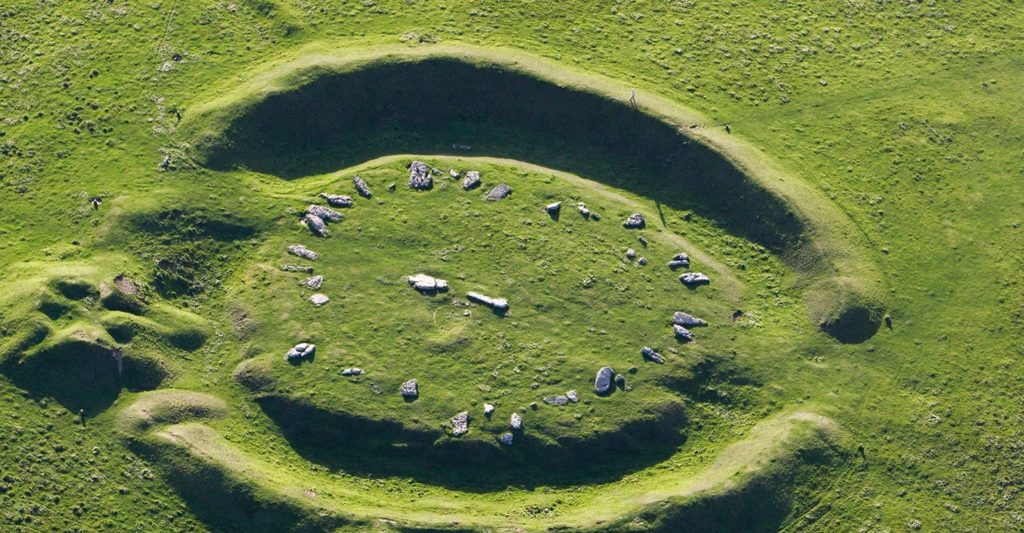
xmin=623 ymin=213 xmax=646 ymax=229
xmin=450 ymin=411 xmax=470 ymax=436
xmin=319 ymin=193 xmax=353 ymax=207
xmin=309 ymin=294 xmax=329 ymax=307
xmin=485 ymin=183 xmax=513 ymax=201
xmin=641 ymin=346 xmax=665 ymax=364
xmin=408 ymin=274 xmax=448 ymax=292
xmin=668 ymin=253 xmax=690 ymax=270
xmin=353 ymin=176 xmax=372 ymax=198
xmin=303 ymin=275 xmax=323 ymax=290
xmin=680 ymin=272 xmax=711 ymax=286
xmin=467 ymin=291 xmax=509 ymax=312
xmin=287 ymin=244 xmax=318 ymax=261
xmin=401 ymin=378 xmax=418 ymax=399
xmin=285 ymin=343 xmax=315 ymax=362
xmin=302 ymin=213 xmax=329 ymax=237
xmin=673 ymin=311 xmax=707 ymax=327
xmin=306 ymin=204 xmax=343 ymax=222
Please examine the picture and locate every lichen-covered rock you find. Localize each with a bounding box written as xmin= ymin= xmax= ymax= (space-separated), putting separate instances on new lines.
xmin=543 ymin=395 xmax=569 ymax=406
xmin=341 ymin=367 xmax=363 ymax=376
xmin=450 ymin=411 xmax=469 ymax=436
xmin=302 ymin=214 xmax=329 ymax=237
xmin=499 ymin=432 xmax=514 ymax=446
xmin=319 ymin=193 xmax=353 ymax=208
xmin=287 ymin=244 xmax=318 ymax=261
xmin=303 ymin=275 xmax=323 ymax=290
xmin=281 ymin=264 xmax=314 ymax=273
xmin=310 ymin=294 xmax=329 ymax=307
xmin=595 ymin=366 xmax=614 ymax=394
xmin=510 ymin=412 xmax=523 ymax=430
xmin=668 ymin=253 xmax=690 ymax=270
xmin=641 ymin=346 xmax=665 ymax=364
xmin=545 ymin=201 xmax=562 ymax=215
xmin=673 ymin=324 xmax=695 ymax=341
xmin=467 ymin=291 xmax=509 ymax=312
xmin=484 ymin=403 xmax=495 ymax=416
xmin=401 ymin=378 xmax=418 ymax=399
xmin=566 ymin=390 xmax=579 ymax=403
xmin=285 ymin=343 xmax=315 ymax=362
xmin=623 ymin=213 xmax=646 ymax=229
xmin=462 ymin=170 xmax=481 ymax=190
xmin=408 ymin=274 xmax=448 ymax=292
xmin=672 ymin=311 xmax=707 ymax=327
xmin=408 ymin=160 xmax=432 ymax=190
xmin=353 ymin=176 xmax=372 ymax=198
xmin=680 ymin=272 xmax=711 ymax=286
xmin=485 ymin=183 xmax=513 ymax=201
xmin=307 ymin=204 xmax=343 ymax=222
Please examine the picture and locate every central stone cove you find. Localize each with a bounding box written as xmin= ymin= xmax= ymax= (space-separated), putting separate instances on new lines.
xmin=231 ymin=157 xmax=781 ymax=488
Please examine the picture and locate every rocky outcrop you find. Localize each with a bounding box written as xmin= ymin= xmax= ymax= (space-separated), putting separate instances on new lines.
xmin=623 ymin=213 xmax=646 ymax=229
xmin=467 ymin=291 xmax=509 ymax=312
xmin=462 ymin=170 xmax=481 ymax=190
xmin=408 ymin=160 xmax=432 ymax=190
xmin=450 ymin=411 xmax=469 ymax=436
xmin=485 ymin=183 xmax=512 ymax=201
xmin=287 ymin=244 xmax=318 ymax=261
xmin=319 ymin=193 xmax=353 ymax=208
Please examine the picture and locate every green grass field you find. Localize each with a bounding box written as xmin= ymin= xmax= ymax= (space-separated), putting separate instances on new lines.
xmin=0 ymin=1 xmax=1022 ymax=531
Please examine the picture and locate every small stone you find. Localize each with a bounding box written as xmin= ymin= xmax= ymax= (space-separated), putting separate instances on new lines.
xmin=310 ymin=294 xmax=329 ymax=307
xmin=543 ymin=395 xmax=569 ymax=406
xmin=626 ymin=248 xmax=636 ymax=259
xmin=280 ymin=264 xmax=314 ymax=273
xmin=510 ymin=412 xmax=523 ymax=430
xmin=673 ymin=324 xmax=694 ymax=341
xmin=641 ymin=346 xmax=665 ymax=364
xmin=387 ymin=183 xmax=396 ymax=192
xmin=577 ymin=202 xmax=591 ymax=218
xmin=408 ymin=160 xmax=432 ymax=190
xmin=287 ymin=244 xmax=318 ymax=261
xmin=485 ymin=183 xmax=513 ymax=201
xmin=566 ymin=390 xmax=579 ymax=403
xmin=614 ymin=373 xmax=626 ymax=388
xmin=623 ymin=213 xmax=646 ymax=229
xmin=545 ymin=201 xmax=562 ymax=215
xmin=284 ymin=342 xmax=315 ymax=362
xmin=319 ymin=193 xmax=353 ymax=207
xmin=499 ymin=432 xmax=514 ymax=446
xmin=401 ymin=379 xmax=418 ymax=399
xmin=353 ymin=176 xmax=372 ymax=198
xmin=408 ymin=274 xmax=449 ymax=292
xmin=467 ymin=291 xmax=509 ymax=312
xmin=303 ymin=275 xmax=323 ymax=290
xmin=302 ymin=213 xmax=329 ymax=237
xmin=638 ymin=236 xmax=648 ymax=246
xmin=668 ymin=253 xmax=690 ymax=270
xmin=484 ymin=403 xmax=495 ymax=416
xmin=529 ymin=402 xmax=539 ymax=410
xmin=462 ymin=170 xmax=482 ymax=190
xmin=306 ymin=204 xmax=343 ymax=222
xmin=450 ymin=411 xmax=470 ymax=436
xmin=680 ymin=272 xmax=711 ymax=286
xmin=594 ymin=366 xmax=614 ymax=394
xmin=638 ymin=257 xmax=648 ymax=266
xmin=341 ymin=367 xmax=363 ymax=376
xmin=672 ymin=311 xmax=707 ymax=327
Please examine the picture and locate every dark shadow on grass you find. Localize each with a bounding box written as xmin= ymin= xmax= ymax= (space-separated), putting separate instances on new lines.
xmin=202 ymin=59 xmax=808 ymax=256
xmin=254 ymin=394 xmax=687 ymax=492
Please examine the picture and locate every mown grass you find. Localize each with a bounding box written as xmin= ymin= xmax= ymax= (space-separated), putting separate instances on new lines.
xmin=0 ymin=0 xmax=1021 ymax=531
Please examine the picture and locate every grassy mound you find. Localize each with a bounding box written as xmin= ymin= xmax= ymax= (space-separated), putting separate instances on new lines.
xmin=181 ymin=44 xmax=885 ymax=342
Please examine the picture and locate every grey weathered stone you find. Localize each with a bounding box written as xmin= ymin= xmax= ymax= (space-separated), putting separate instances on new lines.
xmin=467 ymin=291 xmax=509 ymax=312
xmin=638 ymin=257 xmax=648 ymax=266
xmin=499 ymin=432 xmax=514 ymax=446
xmin=484 ymin=403 xmax=495 ymax=416
xmin=310 ymin=293 xmax=329 ymax=307
xmin=543 ymin=395 xmax=569 ymax=406
xmin=287 ymin=244 xmax=318 ymax=261
xmin=285 ymin=342 xmax=315 ymax=362
xmin=672 ymin=311 xmax=707 ymax=327
xmin=577 ymin=202 xmax=591 ymax=218
xmin=545 ymin=201 xmax=562 ymax=215
xmin=615 ymin=373 xmax=626 ymax=388
xmin=566 ymin=390 xmax=579 ymax=403
xmin=401 ymin=378 xmax=418 ymax=399
xmin=304 ymin=275 xmax=323 ymax=290
xmin=485 ymin=183 xmax=513 ymax=201
xmin=302 ymin=214 xmax=329 ymax=237
xmin=341 ymin=367 xmax=363 ymax=376
xmin=680 ymin=272 xmax=711 ymax=286
xmin=408 ymin=160 xmax=432 ymax=190
xmin=638 ymin=236 xmax=648 ymax=246
xmin=510 ymin=412 xmax=523 ymax=430
xmin=281 ymin=264 xmax=314 ymax=273
xmin=595 ymin=366 xmax=614 ymax=394
xmin=408 ymin=274 xmax=449 ymax=292
xmin=450 ymin=411 xmax=469 ymax=436
xmin=668 ymin=253 xmax=690 ymax=270
xmin=462 ymin=170 xmax=481 ymax=190
xmin=673 ymin=324 xmax=695 ymax=341
xmin=623 ymin=213 xmax=646 ymax=229
xmin=307 ymin=204 xmax=343 ymax=222
xmin=319 ymin=193 xmax=353 ymax=208
xmin=626 ymin=248 xmax=637 ymax=259
xmin=641 ymin=346 xmax=665 ymax=364
xmin=353 ymin=176 xmax=372 ymax=198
